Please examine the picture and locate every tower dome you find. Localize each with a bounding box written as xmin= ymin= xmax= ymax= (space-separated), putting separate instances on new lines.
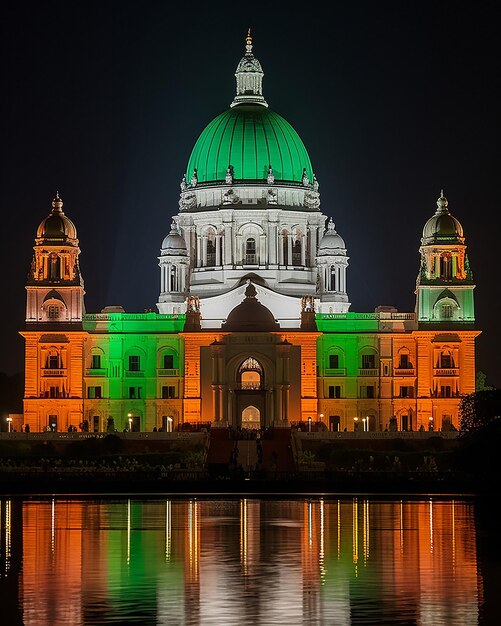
xmin=36 ymin=192 xmax=78 ymax=245
xmin=318 ymin=218 xmax=346 ymax=255
xmin=185 ymin=32 xmax=313 ymax=185
xmin=161 ymin=221 xmax=188 ymax=255
xmin=422 ymin=191 xmax=464 ymax=245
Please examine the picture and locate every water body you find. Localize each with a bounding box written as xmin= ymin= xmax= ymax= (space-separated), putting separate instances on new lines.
xmin=0 ymin=496 xmax=498 ymax=625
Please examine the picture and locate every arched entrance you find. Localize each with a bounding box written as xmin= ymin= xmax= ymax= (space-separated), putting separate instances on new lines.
xmin=241 ymin=405 xmax=261 ymax=429
xmin=234 ymin=356 xmax=267 ymax=428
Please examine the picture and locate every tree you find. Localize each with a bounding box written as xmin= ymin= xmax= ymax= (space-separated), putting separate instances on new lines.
xmin=475 ymin=371 xmax=494 ymax=392
xmin=459 ymin=390 xmax=501 ymax=434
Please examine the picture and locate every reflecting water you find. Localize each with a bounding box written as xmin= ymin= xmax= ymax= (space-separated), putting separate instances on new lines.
xmin=0 ymin=496 xmax=495 ymax=625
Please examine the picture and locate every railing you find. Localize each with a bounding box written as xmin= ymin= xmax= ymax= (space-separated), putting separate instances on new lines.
xmin=85 ymin=368 xmax=106 ymax=376
xmin=359 ymin=368 xmax=379 ymax=376
xmin=320 ymin=312 xmax=416 ymax=320
xmin=394 ymin=368 xmax=415 ymax=376
xmin=84 ymin=313 xmax=183 ymax=321
xmin=234 ymin=383 xmax=264 ymax=390
xmin=42 ymin=368 xmax=66 ymax=376
xmin=125 ymin=370 xmax=144 ymax=377
xmin=294 ymin=431 xmax=459 ymax=440
xmin=434 ymin=368 xmax=459 ymax=376
xmin=157 ymin=368 xmax=180 ymax=377
xmin=325 ymin=368 xmax=346 ymax=376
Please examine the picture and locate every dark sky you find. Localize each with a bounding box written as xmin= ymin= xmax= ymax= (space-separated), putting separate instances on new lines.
xmin=1 ymin=1 xmax=500 ymax=386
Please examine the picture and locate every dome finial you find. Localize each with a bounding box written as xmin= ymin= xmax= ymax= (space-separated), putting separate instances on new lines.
xmin=231 ymin=30 xmax=268 ymax=108
xmin=436 ymin=189 xmax=449 ymax=213
xmin=51 ymin=191 xmax=63 ymax=212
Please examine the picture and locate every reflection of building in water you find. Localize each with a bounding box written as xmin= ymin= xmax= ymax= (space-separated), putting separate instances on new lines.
xmin=0 ymin=498 xmax=483 ymax=623
xmin=21 ymin=500 xmax=84 ymax=625
xmin=0 ymin=499 xmax=23 ymax=625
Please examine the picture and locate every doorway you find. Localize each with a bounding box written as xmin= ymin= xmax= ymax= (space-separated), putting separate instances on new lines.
xmin=242 ymin=405 xmax=261 ymax=429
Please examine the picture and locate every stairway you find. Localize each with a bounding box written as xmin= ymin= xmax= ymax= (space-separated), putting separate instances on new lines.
xmin=236 ymin=439 xmax=259 ymax=472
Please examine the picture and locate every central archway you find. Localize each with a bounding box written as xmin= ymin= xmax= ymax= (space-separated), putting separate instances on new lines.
xmin=241 ymin=405 xmax=261 ymax=429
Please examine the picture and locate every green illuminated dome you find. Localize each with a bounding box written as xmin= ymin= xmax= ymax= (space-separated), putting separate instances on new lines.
xmin=186 ymin=105 xmax=313 ymax=184
xmin=185 ymin=33 xmax=313 ymax=185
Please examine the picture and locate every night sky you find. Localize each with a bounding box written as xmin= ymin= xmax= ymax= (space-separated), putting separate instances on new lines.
xmin=1 ymin=1 xmax=499 ymax=386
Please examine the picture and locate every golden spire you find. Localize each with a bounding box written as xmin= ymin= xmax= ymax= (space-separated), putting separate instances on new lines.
xmin=245 ymin=28 xmax=252 ymax=54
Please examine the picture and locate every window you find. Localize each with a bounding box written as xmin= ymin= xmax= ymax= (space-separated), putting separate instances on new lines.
xmin=292 ymin=239 xmax=301 ymax=265
xmin=245 ymin=238 xmax=257 ymax=264
xmin=440 ymin=385 xmax=452 ymax=398
xmin=362 ymin=354 xmax=376 ymax=369
xmin=163 ymin=354 xmax=174 ymax=369
xmin=442 ymin=304 xmax=453 ymax=319
xmin=49 ymin=386 xmax=59 ymax=398
xmin=92 ymin=415 xmax=100 ymax=432
xmin=440 ymin=253 xmax=452 ymax=279
xmin=329 ymin=354 xmax=339 ymax=369
xmin=129 ymin=386 xmax=142 ymax=399
xmin=88 ymin=386 xmax=102 ymax=399
xmin=328 ymin=385 xmax=341 ymax=399
xmin=399 ymin=386 xmax=414 ymax=398
xmin=129 ymin=355 xmax=140 ymax=371
xmin=48 ymin=305 xmax=60 ymax=319
xmin=398 ymin=353 xmax=410 ymax=369
xmin=207 ymin=238 xmax=216 ymax=267
xmin=48 ymin=355 xmax=59 ymax=369
xmin=162 ymin=385 xmax=177 ymax=399
xmin=440 ymin=352 xmax=454 ymax=368
xmin=330 ymin=266 xmax=336 ymax=291
xmin=361 ymin=385 xmax=375 ymax=399
xmin=91 ymin=354 xmax=101 ymax=369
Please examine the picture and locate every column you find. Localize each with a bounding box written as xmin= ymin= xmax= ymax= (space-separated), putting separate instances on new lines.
xmin=287 ymin=235 xmax=293 ymax=265
xmin=215 ymin=235 xmax=221 ymax=266
xmin=268 ymin=221 xmax=277 ymax=265
xmin=278 ymin=232 xmax=284 ymax=265
xmin=196 ymin=237 xmax=201 ymax=268
xmin=202 ymin=237 xmax=207 ymax=267
xmin=224 ymin=223 xmax=232 ymax=266
xmin=300 ymin=234 xmax=306 ymax=266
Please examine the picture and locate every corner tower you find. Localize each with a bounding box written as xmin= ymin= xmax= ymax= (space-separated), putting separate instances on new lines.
xmin=26 ymin=192 xmax=85 ymax=324
xmin=416 ymin=191 xmax=474 ymax=324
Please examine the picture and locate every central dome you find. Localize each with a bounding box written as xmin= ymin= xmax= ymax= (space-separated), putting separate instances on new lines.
xmin=185 ymin=105 xmax=314 ymax=185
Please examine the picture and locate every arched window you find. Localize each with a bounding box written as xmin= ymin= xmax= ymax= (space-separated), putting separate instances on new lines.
xmin=169 ymin=265 xmax=178 ymax=292
xmin=239 ymin=357 xmax=263 ymax=389
xmin=330 ymin=266 xmax=336 ymax=291
xmin=207 ymin=237 xmax=216 ymax=266
xmin=440 ymin=253 xmax=452 ymax=280
xmin=397 ymin=349 xmax=412 ymax=369
xmin=292 ymin=239 xmax=302 ymax=265
xmin=245 ymin=238 xmax=257 ymax=264
xmin=49 ymin=254 xmax=61 ymax=280
xmin=439 ymin=350 xmax=454 ymax=369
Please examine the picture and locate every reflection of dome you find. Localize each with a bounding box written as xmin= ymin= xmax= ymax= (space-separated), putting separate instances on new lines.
xmin=161 ymin=222 xmax=187 ymax=255
xmin=222 ymin=282 xmax=280 ymax=331
xmin=36 ymin=192 xmax=77 ymax=244
xmin=186 ymin=106 xmax=313 ymax=184
xmin=422 ymin=192 xmax=464 ymax=245
xmin=318 ymin=218 xmax=346 ymax=255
